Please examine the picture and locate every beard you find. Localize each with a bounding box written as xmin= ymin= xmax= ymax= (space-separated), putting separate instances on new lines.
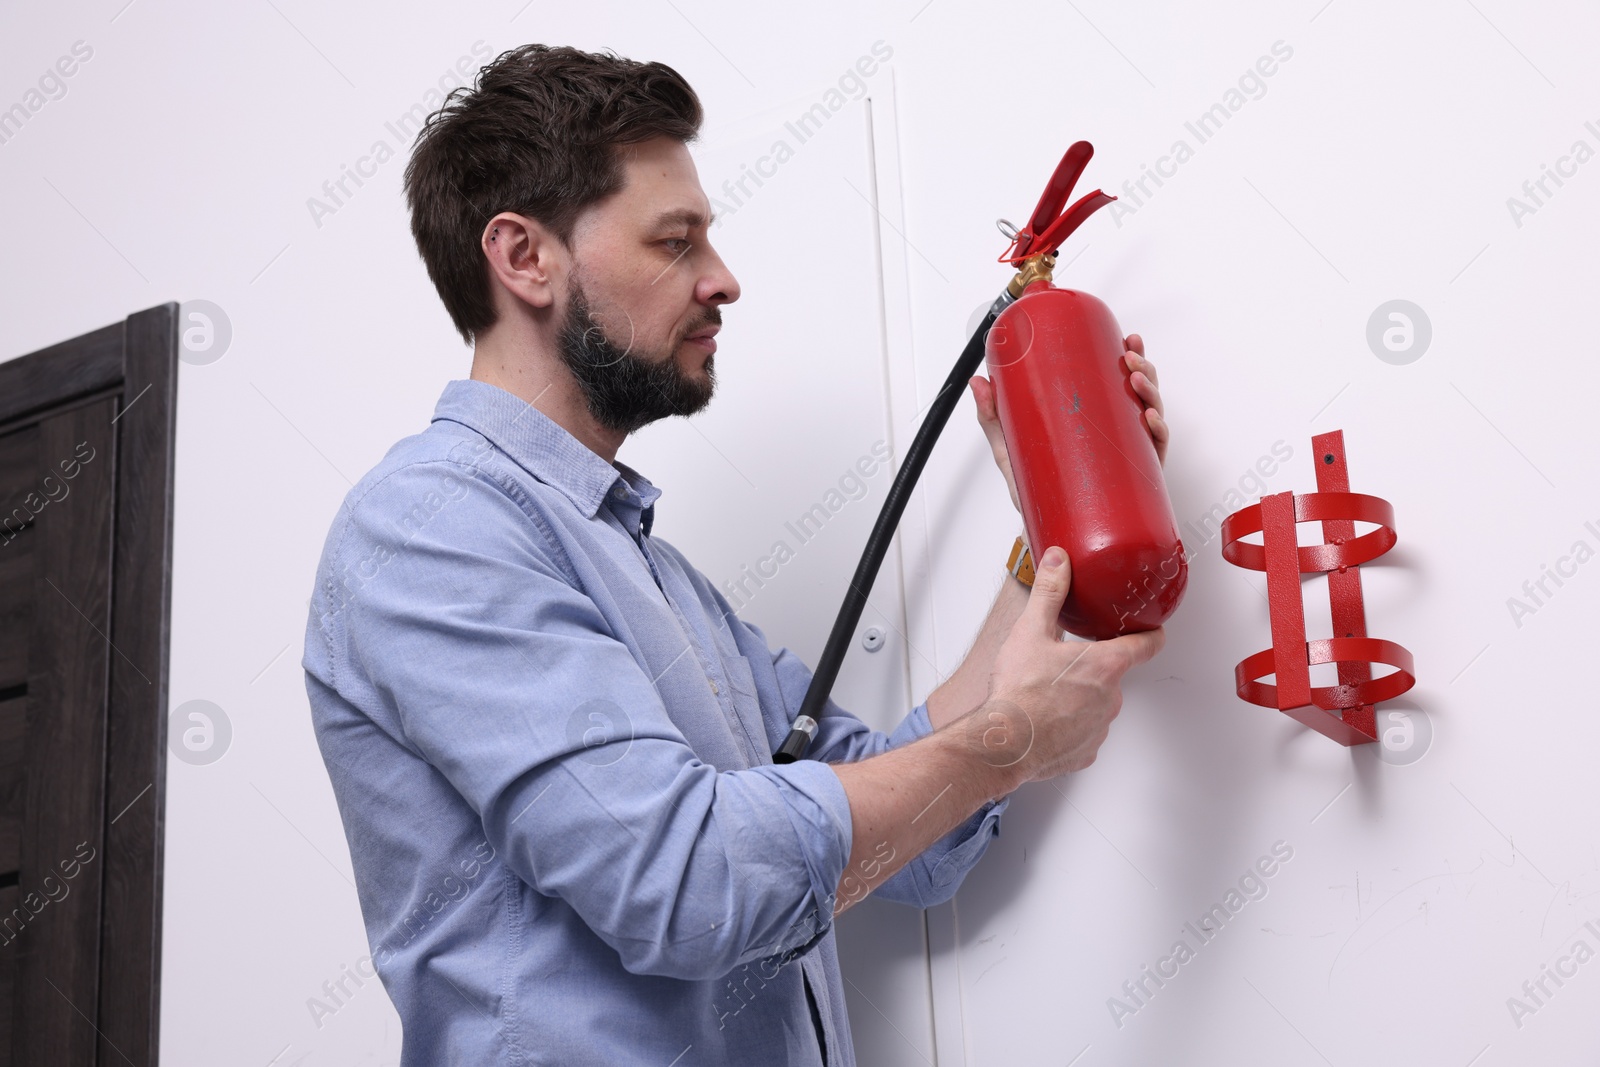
xmin=555 ymin=274 xmax=717 ymax=436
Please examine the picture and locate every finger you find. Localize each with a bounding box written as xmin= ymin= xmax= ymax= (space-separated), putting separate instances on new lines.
xmin=1124 ymin=333 xmax=1144 ymax=357
xmin=1146 ymin=409 xmax=1169 ymax=445
xmin=970 ymin=378 xmax=1011 ymax=455
xmin=1147 ymin=411 xmax=1169 ymax=467
xmin=1123 ymin=350 xmax=1159 ymax=388
xmin=1100 ymin=625 xmax=1166 ymax=675
xmin=969 ymin=375 xmax=999 ymax=424
xmin=1021 ymin=545 xmax=1073 ymax=636
xmin=1130 ymin=372 xmax=1164 ymax=419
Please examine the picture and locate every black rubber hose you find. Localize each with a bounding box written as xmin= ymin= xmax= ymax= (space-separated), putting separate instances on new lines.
xmin=773 ymin=287 xmax=1016 ymax=763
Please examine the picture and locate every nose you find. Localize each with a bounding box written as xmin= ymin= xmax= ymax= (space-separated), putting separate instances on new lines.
xmin=699 ymin=246 xmax=740 ymax=307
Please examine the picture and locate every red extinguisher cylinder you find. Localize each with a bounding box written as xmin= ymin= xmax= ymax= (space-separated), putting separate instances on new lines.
xmin=986 ymin=280 xmax=1187 ymax=639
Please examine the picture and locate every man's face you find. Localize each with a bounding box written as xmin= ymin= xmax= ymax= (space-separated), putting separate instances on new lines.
xmin=556 ymin=136 xmax=739 ymax=436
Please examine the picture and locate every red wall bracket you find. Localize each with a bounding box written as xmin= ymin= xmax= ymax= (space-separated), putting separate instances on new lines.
xmin=1220 ymin=430 xmax=1416 ymax=745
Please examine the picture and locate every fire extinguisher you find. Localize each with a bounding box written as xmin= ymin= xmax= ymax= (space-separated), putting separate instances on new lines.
xmin=987 ymin=141 xmax=1188 ymax=639
xmin=775 ymin=140 xmax=1183 ymax=763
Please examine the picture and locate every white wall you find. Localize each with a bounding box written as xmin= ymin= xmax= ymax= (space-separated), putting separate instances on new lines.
xmin=2 ymin=1 xmax=1596 ymax=1065
xmin=886 ymin=3 xmax=1600 ymax=1064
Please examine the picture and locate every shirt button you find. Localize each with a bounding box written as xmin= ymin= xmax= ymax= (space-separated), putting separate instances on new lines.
xmin=612 ymin=485 xmax=627 ymax=499
xmin=709 ymin=678 xmax=719 ymax=695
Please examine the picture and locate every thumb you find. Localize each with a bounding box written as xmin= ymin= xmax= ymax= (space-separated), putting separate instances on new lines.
xmin=1021 ymin=545 xmax=1071 ymax=635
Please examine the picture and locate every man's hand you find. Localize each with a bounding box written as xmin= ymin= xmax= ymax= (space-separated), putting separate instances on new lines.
xmin=967 ymin=373 xmax=1022 ymax=513
xmin=1122 ymin=333 xmax=1169 ymax=468
xmin=969 ymin=544 xmax=1165 ymax=784
xmin=830 ymin=545 xmax=1166 ymax=915
xmin=968 ymin=334 xmax=1170 ymax=514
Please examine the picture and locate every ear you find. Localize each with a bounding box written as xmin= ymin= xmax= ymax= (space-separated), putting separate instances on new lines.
xmin=481 ymin=212 xmax=564 ymax=311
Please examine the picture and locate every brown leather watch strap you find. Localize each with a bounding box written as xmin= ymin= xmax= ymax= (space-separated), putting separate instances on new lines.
xmin=1007 ymin=535 xmax=1034 ymax=587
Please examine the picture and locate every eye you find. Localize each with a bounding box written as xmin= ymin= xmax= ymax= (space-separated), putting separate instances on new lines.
xmin=662 ymin=237 xmax=691 ymax=254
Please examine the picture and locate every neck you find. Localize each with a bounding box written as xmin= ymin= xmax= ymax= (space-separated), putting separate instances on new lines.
xmin=469 ymin=333 xmax=626 ymax=465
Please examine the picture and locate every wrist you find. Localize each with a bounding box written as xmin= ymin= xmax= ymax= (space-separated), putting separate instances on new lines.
xmin=946 ymin=699 xmax=1031 ymax=801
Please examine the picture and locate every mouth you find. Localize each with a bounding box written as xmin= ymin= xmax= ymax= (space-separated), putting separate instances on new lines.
xmin=684 ymin=326 xmax=719 ymax=354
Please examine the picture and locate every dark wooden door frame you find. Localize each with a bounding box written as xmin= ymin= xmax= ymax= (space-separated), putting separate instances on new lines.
xmin=0 ymin=302 xmax=177 ymax=1064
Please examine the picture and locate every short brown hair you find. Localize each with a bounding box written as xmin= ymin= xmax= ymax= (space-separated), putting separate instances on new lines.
xmin=403 ymin=44 xmax=703 ymax=345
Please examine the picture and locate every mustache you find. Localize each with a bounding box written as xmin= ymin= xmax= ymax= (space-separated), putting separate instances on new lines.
xmin=684 ymin=310 xmax=722 ymax=338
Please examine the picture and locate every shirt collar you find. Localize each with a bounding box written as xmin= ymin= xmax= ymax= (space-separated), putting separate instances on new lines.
xmin=430 ymin=379 xmax=662 ymax=525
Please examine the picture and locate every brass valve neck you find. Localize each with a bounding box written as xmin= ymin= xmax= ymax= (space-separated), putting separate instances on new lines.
xmin=1006 ymin=252 xmax=1057 ymax=298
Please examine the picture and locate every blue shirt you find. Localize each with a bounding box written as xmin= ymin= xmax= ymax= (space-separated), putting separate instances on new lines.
xmin=301 ymin=378 xmax=1010 ymax=1066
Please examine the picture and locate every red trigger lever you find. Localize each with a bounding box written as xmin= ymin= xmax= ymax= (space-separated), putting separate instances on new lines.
xmin=998 ymin=141 xmax=1118 ymax=264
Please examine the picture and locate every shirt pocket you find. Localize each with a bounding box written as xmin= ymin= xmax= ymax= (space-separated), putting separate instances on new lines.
xmin=720 ymin=653 xmax=773 ymax=767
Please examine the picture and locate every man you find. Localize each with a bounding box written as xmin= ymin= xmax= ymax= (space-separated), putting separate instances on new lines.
xmin=302 ymin=43 xmax=1170 ymax=1066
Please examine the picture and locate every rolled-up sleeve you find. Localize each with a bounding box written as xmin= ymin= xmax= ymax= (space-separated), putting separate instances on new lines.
xmin=332 ymin=462 xmax=851 ymax=980
xmin=734 ymin=617 xmax=1012 ymax=909
xmin=864 ymin=702 xmax=1010 ymax=907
